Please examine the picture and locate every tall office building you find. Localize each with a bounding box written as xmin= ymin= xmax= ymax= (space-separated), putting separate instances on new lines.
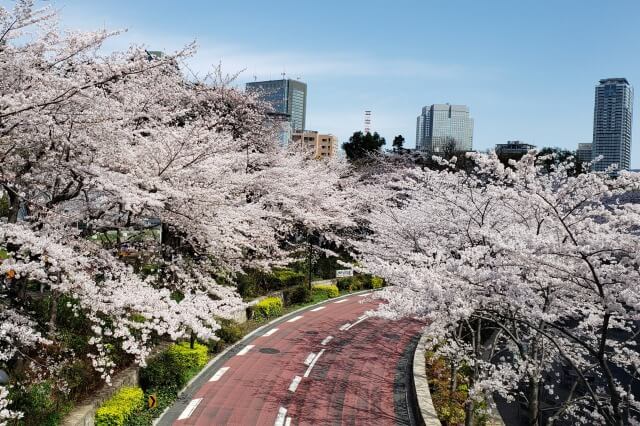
xmin=415 ymin=104 xmax=474 ymax=153
xmin=246 ymin=79 xmax=307 ymax=132
xmin=592 ymin=78 xmax=633 ymax=172
xmin=576 ymin=143 xmax=593 ymax=164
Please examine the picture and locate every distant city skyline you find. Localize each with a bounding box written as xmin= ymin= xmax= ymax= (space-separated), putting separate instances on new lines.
xmin=18 ymin=0 xmax=640 ymax=167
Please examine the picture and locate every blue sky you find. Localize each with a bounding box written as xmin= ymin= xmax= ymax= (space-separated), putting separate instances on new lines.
xmin=7 ymin=0 xmax=640 ymax=167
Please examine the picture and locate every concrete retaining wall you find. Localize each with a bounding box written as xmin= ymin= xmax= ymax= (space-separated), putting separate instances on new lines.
xmin=61 ymin=367 xmax=138 ymax=426
xmin=413 ymin=332 xmax=442 ymax=426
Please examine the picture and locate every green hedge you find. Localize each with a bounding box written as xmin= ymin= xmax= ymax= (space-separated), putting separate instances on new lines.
xmin=253 ymin=297 xmax=283 ymax=320
xmin=312 ymin=284 xmax=339 ymax=298
xmin=371 ymin=276 xmax=384 ymax=289
xmin=95 ymin=387 xmax=144 ymax=426
xmin=282 ymin=285 xmax=311 ymax=306
xmin=166 ymin=342 xmax=208 ymax=379
xmin=140 ymin=342 xmax=208 ymax=393
xmin=336 ymin=275 xmax=385 ymax=292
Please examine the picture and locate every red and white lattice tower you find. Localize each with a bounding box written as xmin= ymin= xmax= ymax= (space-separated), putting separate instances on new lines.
xmin=364 ymin=110 xmax=371 ymax=134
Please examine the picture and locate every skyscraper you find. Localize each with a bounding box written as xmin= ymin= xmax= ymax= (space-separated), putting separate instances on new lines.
xmin=246 ymin=79 xmax=307 ymax=132
xmin=592 ymin=78 xmax=633 ymax=172
xmin=415 ymin=104 xmax=474 ymax=153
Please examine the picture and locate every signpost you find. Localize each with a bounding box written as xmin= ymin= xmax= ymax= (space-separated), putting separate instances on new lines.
xmin=336 ymin=269 xmax=353 ymax=278
xmin=148 ymin=394 xmax=158 ymax=409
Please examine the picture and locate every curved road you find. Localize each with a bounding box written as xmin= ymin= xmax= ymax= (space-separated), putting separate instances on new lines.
xmin=159 ymin=293 xmax=423 ymax=425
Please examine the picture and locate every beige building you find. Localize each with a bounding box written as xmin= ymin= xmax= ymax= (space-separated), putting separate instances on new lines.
xmin=291 ymin=130 xmax=338 ymax=159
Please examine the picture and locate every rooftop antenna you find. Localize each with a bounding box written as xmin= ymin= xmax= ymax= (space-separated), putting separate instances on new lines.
xmin=281 ymin=71 xmax=286 ymax=80
xmin=364 ymin=110 xmax=372 ymax=134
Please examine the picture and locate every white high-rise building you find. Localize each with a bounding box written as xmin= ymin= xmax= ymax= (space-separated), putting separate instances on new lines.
xmin=592 ymin=78 xmax=633 ymax=172
xmin=415 ymin=104 xmax=474 ymax=153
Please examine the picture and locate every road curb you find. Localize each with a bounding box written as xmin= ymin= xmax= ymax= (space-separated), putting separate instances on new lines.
xmin=412 ymin=331 xmax=442 ymax=426
xmin=154 ymin=289 xmax=373 ymax=425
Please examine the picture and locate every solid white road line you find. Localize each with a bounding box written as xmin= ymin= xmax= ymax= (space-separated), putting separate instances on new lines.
xmin=178 ymin=398 xmax=202 ymax=420
xmin=209 ymin=366 xmax=230 ymax=382
xmin=310 ymin=306 xmax=326 ymax=312
xmin=321 ymin=335 xmax=333 ymax=345
xmin=304 ymin=349 xmax=325 ymax=378
xmin=304 ymin=352 xmax=316 ymax=366
xmin=288 ymin=375 xmax=302 ymax=392
xmin=236 ymin=345 xmax=255 ymax=356
xmin=339 ymin=323 xmax=351 ymax=331
xmin=334 ymin=299 xmax=349 ymax=304
xmin=285 ymin=417 xmax=292 ymax=426
xmin=287 ymin=315 xmax=303 ymax=322
xmin=263 ymin=328 xmax=279 ymax=337
xmin=275 ymin=406 xmax=288 ymax=426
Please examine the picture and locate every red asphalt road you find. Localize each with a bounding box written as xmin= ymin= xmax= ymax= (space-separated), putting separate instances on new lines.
xmin=174 ymin=295 xmax=422 ymax=425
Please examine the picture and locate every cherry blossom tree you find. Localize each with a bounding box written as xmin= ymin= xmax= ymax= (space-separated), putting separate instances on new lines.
xmin=355 ymin=152 xmax=640 ymax=425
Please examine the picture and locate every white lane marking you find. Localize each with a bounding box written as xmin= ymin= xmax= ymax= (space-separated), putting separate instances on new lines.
xmin=304 ymin=349 xmax=325 ymax=378
xmin=321 ymin=335 xmax=333 ymax=345
xmin=288 ymin=375 xmax=302 ymax=392
xmin=209 ymin=366 xmax=230 ymax=382
xmin=285 ymin=417 xmax=292 ymax=426
xmin=263 ymin=328 xmax=279 ymax=337
xmin=310 ymin=306 xmax=325 ymax=312
xmin=304 ymin=352 xmax=316 ymax=366
xmin=339 ymin=323 xmax=351 ymax=331
xmin=178 ymin=398 xmax=202 ymax=420
xmin=334 ymin=299 xmax=349 ymax=304
xmin=237 ymin=345 xmax=255 ymax=356
xmin=345 ymin=316 xmax=368 ymax=331
xmin=287 ymin=315 xmax=303 ymax=323
xmin=357 ymin=294 xmax=368 ymax=297
xmin=275 ymin=406 xmax=288 ymax=426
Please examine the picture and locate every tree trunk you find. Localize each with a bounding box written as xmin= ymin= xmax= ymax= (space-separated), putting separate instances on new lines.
xmin=7 ymin=188 xmax=20 ymax=224
xmin=528 ymin=375 xmax=540 ymax=425
xmin=48 ymin=291 xmax=58 ymax=337
xmin=190 ymin=332 xmax=196 ymax=349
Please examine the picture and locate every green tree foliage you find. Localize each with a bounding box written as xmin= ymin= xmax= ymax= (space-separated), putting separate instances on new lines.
xmin=342 ymin=131 xmax=385 ymax=162
xmin=392 ymin=135 xmax=405 ymax=153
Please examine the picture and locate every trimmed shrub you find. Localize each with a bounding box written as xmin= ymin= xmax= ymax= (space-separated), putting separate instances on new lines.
xmin=282 ymin=285 xmax=311 ymax=306
xmin=216 ymin=319 xmax=243 ymax=344
xmin=140 ymin=342 xmax=208 ymax=392
xmin=166 ymin=342 xmax=208 ymax=379
xmin=139 ymin=352 xmax=183 ymax=393
xmin=371 ymin=276 xmax=384 ymax=289
xmin=252 ymin=297 xmax=283 ymax=320
xmin=312 ymin=284 xmax=339 ymax=298
xmin=95 ymin=387 xmax=144 ymax=426
xmin=270 ymin=268 xmax=305 ymax=288
xmin=336 ymin=276 xmax=364 ymax=292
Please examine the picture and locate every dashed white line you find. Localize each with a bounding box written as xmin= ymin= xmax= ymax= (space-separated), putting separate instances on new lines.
xmin=357 ymin=294 xmax=368 ymax=297
xmin=304 ymin=349 xmax=325 ymax=377
xmin=334 ymin=299 xmax=349 ymax=304
xmin=288 ymin=375 xmax=302 ymax=392
xmin=274 ymin=406 xmax=288 ymax=426
xmin=263 ymin=328 xmax=279 ymax=337
xmin=287 ymin=315 xmax=303 ymax=323
xmin=345 ymin=316 xmax=368 ymax=330
xmin=285 ymin=417 xmax=292 ymax=426
xmin=304 ymin=352 xmax=316 ymax=366
xmin=321 ymin=335 xmax=333 ymax=345
xmin=209 ymin=366 xmax=230 ymax=382
xmin=339 ymin=323 xmax=351 ymax=331
xmin=310 ymin=306 xmax=326 ymax=312
xmin=178 ymin=398 xmax=202 ymax=420
xmin=236 ymin=345 xmax=255 ymax=356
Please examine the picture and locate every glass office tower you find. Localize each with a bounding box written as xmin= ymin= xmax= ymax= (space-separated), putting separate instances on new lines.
xmin=592 ymin=78 xmax=633 ymax=172
xmin=246 ymin=79 xmax=307 ymax=132
xmin=415 ymin=104 xmax=474 ymax=153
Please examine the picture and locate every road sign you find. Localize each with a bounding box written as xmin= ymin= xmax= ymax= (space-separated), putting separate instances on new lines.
xmin=148 ymin=394 xmax=158 ymax=409
xmin=336 ymin=269 xmax=353 ymax=278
